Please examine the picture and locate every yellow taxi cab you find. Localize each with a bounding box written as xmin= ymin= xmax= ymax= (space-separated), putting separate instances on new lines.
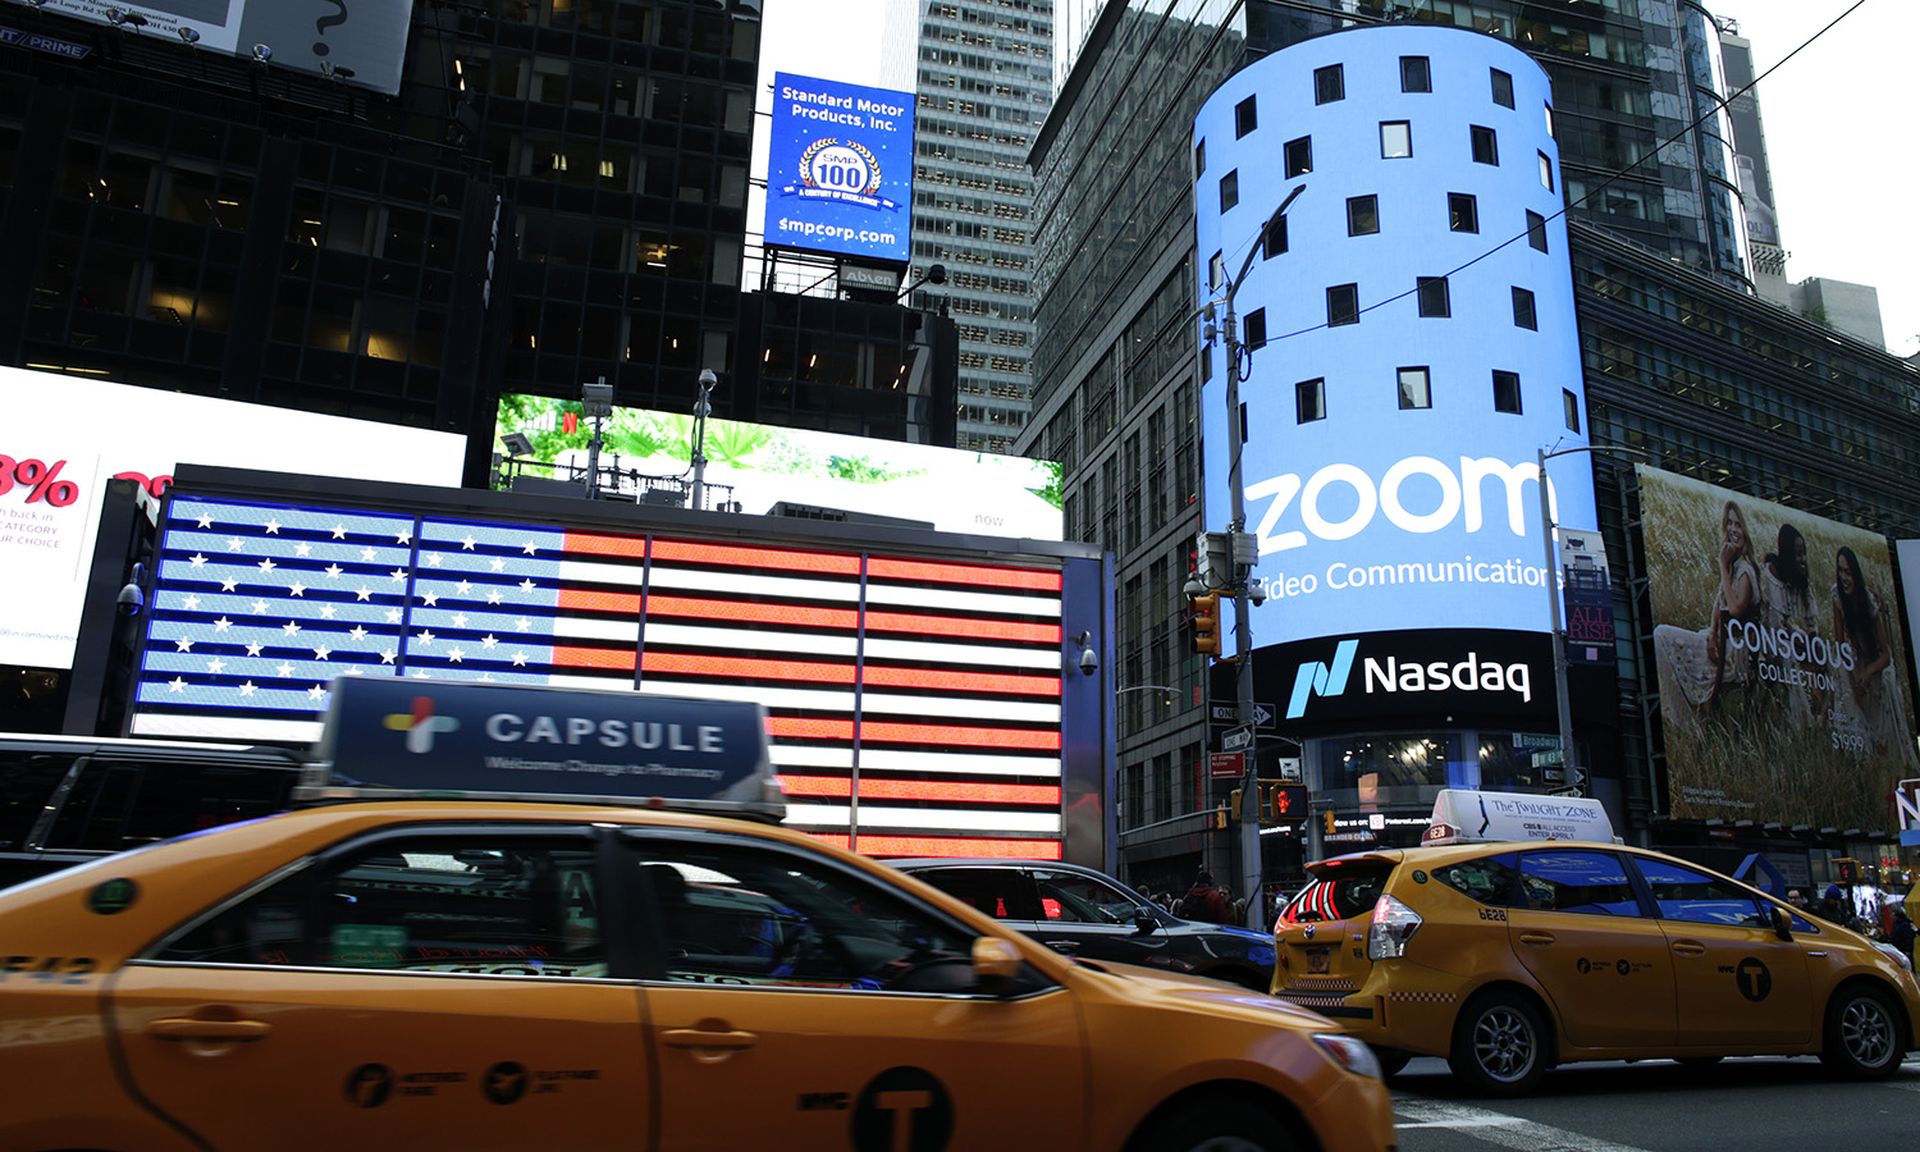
xmin=1271 ymin=789 xmax=1920 ymax=1095
xmin=0 ymin=679 xmax=1393 ymax=1152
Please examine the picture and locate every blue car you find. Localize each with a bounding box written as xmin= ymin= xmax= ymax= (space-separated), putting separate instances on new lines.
xmin=891 ymin=858 xmax=1277 ymax=991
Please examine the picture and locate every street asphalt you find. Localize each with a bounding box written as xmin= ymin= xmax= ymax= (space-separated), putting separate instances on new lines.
xmin=1391 ymin=1054 xmax=1920 ymax=1152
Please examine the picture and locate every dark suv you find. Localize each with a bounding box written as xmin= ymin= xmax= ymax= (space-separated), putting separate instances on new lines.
xmin=0 ymin=734 xmax=303 ymax=888
xmin=891 ymin=858 xmax=1277 ymax=991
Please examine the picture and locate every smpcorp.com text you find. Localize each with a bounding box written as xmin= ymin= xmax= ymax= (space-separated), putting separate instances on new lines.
xmin=778 ymin=217 xmax=897 ymax=249
xmin=1257 ymin=555 xmax=1551 ymax=602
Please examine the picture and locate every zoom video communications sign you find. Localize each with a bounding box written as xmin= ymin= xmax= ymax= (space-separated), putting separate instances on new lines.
xmin=764 ymin=72 xmax=915 ymax=264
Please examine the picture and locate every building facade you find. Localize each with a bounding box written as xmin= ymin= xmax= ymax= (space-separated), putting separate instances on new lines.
xmin=1020 ymin=1 xmax=1920 ymax=890
xmin=908 ymin=0 xmax=1053 ymax=453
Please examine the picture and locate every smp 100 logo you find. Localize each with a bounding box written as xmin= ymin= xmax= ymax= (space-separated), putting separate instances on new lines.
xmin=383 ymin=696 xmax=460 ymax=753
xmin=1286 ymin=639 xmax=1535 ymax=719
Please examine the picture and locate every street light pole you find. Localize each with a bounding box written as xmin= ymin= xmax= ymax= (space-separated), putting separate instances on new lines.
xmin=1223 ymin=184 xmax=1303 ymax=930
xmin=1537 ymin=444 xmax=1648 ymax=796
xmin=690 ymin=368 xmax=716 ymax=511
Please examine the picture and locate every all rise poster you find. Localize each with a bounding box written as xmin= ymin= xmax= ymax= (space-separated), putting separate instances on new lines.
xmin=1640 ymin=466 xmax=1919 ymax=828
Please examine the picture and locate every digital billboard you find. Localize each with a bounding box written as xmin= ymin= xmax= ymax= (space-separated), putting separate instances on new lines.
xmin=0 ymin=367 xmax=465 ymax=669
xmin=763 ymin=72 xmax=915 ymax=264
xmin=1190 ymin=28 xmax=1594 ymax=651
xmin=495 ymin=394 xmax=1063 ymax=541
xmin=1640 ymin=466 xmax=1919 ymax=828
xmin=28 ymin=1 xmax=413 ymax=95
xmin=125 ymin=484 xmax=1102 ymax=861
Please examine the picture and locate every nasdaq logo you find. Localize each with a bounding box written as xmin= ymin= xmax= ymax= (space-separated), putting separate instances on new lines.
xmin=1286 ymin=639 xmax=1359 ymax=719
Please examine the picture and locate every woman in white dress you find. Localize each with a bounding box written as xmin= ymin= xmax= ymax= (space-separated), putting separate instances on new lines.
xmin=1828 ymin=545 xmax=1920 ymax=771
xmin=1654 ymin=500 xmax=1759 ymax=737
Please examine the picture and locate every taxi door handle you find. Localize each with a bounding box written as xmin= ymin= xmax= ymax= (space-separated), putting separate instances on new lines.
xmin=1671 ymin=941 xmax=1707 ymax=957
xmin=1046 ymin=940 xmax=1080 ymax=954
xmin=147 ymin=1017 xmax=273 ymax=1041
xmin=662 ymin=1027 xmax=758 ymax=1051
xmin=1518 ymin=932 xmax=1556 ymax=946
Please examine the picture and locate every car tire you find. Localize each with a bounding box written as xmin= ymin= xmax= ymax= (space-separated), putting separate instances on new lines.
xmin=1131 ymin=1093 xmax=1298 ymax=1152
xmin=1819 ymin=983 xmax=1906 ymax=1079
xmin=1449 ymin=989 xmax=1549 ymax=1096
xmin=1371 ymin=1046 xmax=1413 ymax=1079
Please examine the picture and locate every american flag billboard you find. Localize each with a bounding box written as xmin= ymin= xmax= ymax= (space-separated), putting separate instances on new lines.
xmin=126 ymin=481 xmax=1111 ymax=863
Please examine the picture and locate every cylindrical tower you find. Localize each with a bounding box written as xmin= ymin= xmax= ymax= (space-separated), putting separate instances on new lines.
xmin=1192 ymin=24 xmax=1597 ymax=652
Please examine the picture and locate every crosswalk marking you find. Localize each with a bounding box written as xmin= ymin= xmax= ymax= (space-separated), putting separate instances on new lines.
xmin=1395 ymin=1095 xmax=1658 ymax=1152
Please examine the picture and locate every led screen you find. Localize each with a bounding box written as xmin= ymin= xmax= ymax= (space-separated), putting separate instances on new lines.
xmin=495 ymin=394 xmax=1063 ymax=541
xmin=26 ymin=1 xmax=414 ymax=94
xmin=763 ymin=72 xmax=915 ymax=263
xmin=0 ymin=367 xmax=464 ymax=669
xmin=127 ymin=492 xmax=1081 ymax=860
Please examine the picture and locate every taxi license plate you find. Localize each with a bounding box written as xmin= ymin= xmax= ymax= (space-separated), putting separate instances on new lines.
xmin=1306 ymin=946 xmax=1330 ymax=974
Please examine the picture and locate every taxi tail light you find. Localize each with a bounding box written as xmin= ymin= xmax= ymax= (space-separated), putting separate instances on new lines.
xmin=1366 ymin=894 xmax=1421 ymax=960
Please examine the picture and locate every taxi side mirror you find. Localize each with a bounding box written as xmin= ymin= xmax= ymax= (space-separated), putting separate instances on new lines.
xmin=1133 ymin=911 xmax=1160 ymax=936
xmin=1768 ymin=904 xmax=1793 ymax=941
xmin=971 ymin=936 xmax=1024 ymax=995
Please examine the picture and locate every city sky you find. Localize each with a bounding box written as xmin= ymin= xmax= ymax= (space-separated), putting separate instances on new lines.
xmin=753 ymin=0 xmax=1917 ymax=357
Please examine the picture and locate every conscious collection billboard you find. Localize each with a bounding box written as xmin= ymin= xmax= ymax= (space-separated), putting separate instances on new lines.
xmin=27 ymin=1 xmax=413 ymax=94
xmin=0 ymin=367 xmax=465 ymax=669
xmin=495 ymin=394 xmax=1063 ymax=541
xmin=763 ymin=72 xmax=915 ymax=264
xmin=1641 ymin=466 xmax=1919 ymax=828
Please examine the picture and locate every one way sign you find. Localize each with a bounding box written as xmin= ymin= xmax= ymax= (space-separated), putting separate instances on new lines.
xmin=1210 ymin=702 xmax=1276 ymax=729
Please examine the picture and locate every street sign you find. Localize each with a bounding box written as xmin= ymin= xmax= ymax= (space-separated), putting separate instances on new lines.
xmin=1221 ymin=726 xmax=1254 ymax=754
xmin=1209 ymin=702 xmax=1276 ymax=728
xmin=1896 ymin=778 xmax=1920 ymax=831
xmin=1901 ymin=830 xmax=1920 ymax=848
xmin=1275 ymin=756 xmax=1302 ymax=783
xmin=1208 ymin=752 xmax=1245 ymax=780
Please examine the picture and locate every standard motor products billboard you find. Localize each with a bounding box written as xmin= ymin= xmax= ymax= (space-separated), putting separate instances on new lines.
xmin=1640 ymin=466 xmax=1918 ymax=828
xmin=763 ymin=72 xmax=915 ymax=264
xmin=27 ymin=1 xmax=413 ymax=95
xmin=0 ymin=367 xmax=465 ymax=669
xmin=495 ymin=394 xmax=1063 ymax=541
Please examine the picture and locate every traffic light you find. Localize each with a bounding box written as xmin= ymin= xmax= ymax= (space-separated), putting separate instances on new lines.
xmin=1229 ymin=788 xmax=1244 ymax=822
xmin=1190 ymin=592 xmax=1220 ymax=656
xmin=1322 ymin=809 xmax=1338 ymax=838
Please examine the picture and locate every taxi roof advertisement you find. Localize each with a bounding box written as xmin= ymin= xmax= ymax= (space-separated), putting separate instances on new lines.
xmin=1639 ymin=465 xmax=1920 ymax=829
xmin=317 ymin=678 xmax=772 ymax=805
xmin=763 ymin=72 xmax=915 ymax=264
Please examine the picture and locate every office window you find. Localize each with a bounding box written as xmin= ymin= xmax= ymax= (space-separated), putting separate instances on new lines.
xmin=1235 ymin=95 xmax=1258 ymax=139
xmin=1401 ymin=56 xmax=1431 ymax=93
xmin=1380 ymin=121 xmax=1411 ymax=159
xmin=1296 ymin=378 xmax=1326 ymax=423
xmin=1244 ymin=307 xmax=1267 ymax=351
xmin=1219 ymin=169 xmax=1238 ymax=213
xmin=1315 ymin=64 xmax=1345 ymax=105
xmin=1491 ymin=68 xmax=1514 ymax=108
xmin=1493 ymin=370 xmax=1522 ymax=414
xmin=1285 ymin=136 xmax=1312 ymax=178
xmin=1193 ymin=139 xmax=1205 ymax=178
xmin=1471 ymin=125 xmax=1498 ymax=166
xmin=1262 ymin=214 xmax=1288 ymax=260
xmin=1563 ymin=389 xmax=1581 ymax=433
xmin=1208 ymin=249 xmax=1224 ymax=291
xmin=1346 ymin=194 xmax=1379 ymax=237
xmin=1398 ymin=367 xmax=1431 ymax=410
xmin=1538 ymin=151 xmax=1554 ymax=191
xmin=1527 ymin=210 xmax=1549 ymax=252
xmin=1417 ymin=276 xmax=1450 ymax=318
xmin=1449 ymin=193 xmax=1478 ymax=233
xmin=1326 ymin=283 xmax=1359 ymax=327
xmin=1545 ymin=102 xmax=1555 ymax=139
xmin=1511 ymin=286 xmax=1537 ymax=329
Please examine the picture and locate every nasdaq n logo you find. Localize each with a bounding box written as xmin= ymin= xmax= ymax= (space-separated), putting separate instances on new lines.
xmin=1287 ymin=639 xmax=1359 ymax=719
xmin=382 ymin=696 xmax=460 ymax=754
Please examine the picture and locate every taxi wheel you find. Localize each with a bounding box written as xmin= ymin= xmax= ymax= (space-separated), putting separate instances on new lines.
xmin=1820 ymin=984 xmax=1906 ymax=1079
xmin=1131 ymin=1093 xmax=1298 ymax=1152
xmin=1449 ymin=990 xmax=1548 ymax=1096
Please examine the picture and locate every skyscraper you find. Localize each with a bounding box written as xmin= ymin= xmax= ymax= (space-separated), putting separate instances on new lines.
xmin=907 ymin=0 xmax=1053 ymax=453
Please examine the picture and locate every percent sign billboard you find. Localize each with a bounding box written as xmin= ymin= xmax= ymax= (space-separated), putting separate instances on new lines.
xmin=763 ymin=73 xmax=915 ymax=264
xmin=0 ymin=367 xmax=464 ymax=670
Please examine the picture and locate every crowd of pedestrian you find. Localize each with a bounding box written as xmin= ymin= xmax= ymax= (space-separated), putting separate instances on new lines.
xmin=1784 ymin=884 xmax=1915 ymax=965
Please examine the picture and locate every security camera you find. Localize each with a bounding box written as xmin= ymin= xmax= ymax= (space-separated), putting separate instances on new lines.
xmin=116 ymin=582 xmax=144 ymax=617
xmin=252 ymin=43 xmax=272 ymax=64
xmin=1248 ymin=582 xmax=1268 ymax=606
xmin=1078 ymin=646 xmax=1098 ymax=676
xmin=1183 ymin=577 xmax=1208 ymax=598
xmin=177 ymin=27 xmax=200 ymax=44
xmin=698 ymin=368 xmax=718 ymax=389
